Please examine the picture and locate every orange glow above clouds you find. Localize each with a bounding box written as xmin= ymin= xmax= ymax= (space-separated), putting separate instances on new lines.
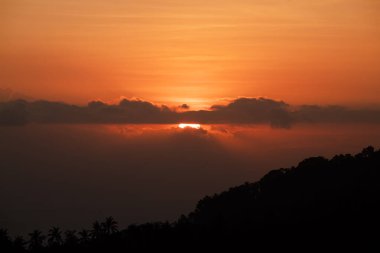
xmin=1 ymin=0 xmax=380 ymax=108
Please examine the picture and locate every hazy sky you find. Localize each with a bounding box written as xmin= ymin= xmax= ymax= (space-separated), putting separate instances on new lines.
xmin=1 ymin=0 xmax=380 ymax=107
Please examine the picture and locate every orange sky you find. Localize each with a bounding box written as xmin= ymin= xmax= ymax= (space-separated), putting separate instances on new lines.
xmin=1 ymin=0 xmax=380 ymax=108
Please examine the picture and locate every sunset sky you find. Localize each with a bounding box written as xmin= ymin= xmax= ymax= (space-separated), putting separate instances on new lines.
xmin=1 ymin=0 xmax=380 ymax=236
xmin=1 ymin=0 xmax=380 ymax=107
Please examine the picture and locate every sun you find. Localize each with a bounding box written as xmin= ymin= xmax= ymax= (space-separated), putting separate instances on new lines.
xmin=178 ymin=123 xmax=201 ymax=129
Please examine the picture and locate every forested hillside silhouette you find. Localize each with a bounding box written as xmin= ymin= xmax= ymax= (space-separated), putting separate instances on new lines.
xmin=1 ymin=146 xmax=380 ymax=252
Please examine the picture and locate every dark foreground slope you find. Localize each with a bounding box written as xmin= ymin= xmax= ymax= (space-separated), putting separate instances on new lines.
xmin=1 ymin=147 xmax=380 ymax=252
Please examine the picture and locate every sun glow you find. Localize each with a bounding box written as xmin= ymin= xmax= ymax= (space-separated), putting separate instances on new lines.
xmin=178 ymin=123 xmax=201 ymax=129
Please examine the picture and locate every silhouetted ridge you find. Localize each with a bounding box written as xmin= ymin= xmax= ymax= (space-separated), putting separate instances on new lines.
xmin=1 ymin=147 xmax=380 ymax=252
xmin=189 ymin=147 xmax=380 ymax=226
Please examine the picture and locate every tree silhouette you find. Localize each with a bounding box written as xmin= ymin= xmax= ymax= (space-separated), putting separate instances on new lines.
xmin=28 ymin=230 xmax=45 ymax=251
xmin=78 ymin=229 xmax=90 ymax=244
xmin=102 ymin=216 xmax=118 ymax=235
xmin=47 ymin=227 xmax=63 ymax=248
xmin=91 ymin=221 xmax=104 ymax=239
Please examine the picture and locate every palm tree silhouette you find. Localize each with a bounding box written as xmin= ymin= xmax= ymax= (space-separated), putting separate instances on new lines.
xmin=47 ymin=226 xmax=63 ymax=247
xmin=91 ymin=221 xmax=104 ymax=239
xmin=102 ymin=216 xmax=118 ymax=235
xmin=28 ymin=230 xmax=45 ymax=251
xmin=78 ymin=229 xmax=90 ymax=244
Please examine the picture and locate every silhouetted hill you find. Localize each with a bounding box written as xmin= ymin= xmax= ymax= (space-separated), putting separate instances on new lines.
xmin=1 ymin=147 xmax=380 ymax=252
xmin=173 ymin=146 xmax=380 ymax=251
xmin=189 ymin=147 xmax=379 ymax=227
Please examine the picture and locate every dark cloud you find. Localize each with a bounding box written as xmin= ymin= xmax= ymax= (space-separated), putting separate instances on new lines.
xmin=1 ymin=97 xmax=380 ymax=127
xmin=208 ymin=97 xmax=292 ymax=127
xmin=294 ymin=105 xmax=380 ymax=124
xmin=179 ymin=104 xmax=190 ymax=110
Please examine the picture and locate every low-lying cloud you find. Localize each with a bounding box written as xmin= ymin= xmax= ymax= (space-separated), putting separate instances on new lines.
xmin=1 ymin=97 xmax=380 ymax=127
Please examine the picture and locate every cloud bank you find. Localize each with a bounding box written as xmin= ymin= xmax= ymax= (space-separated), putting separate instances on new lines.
xmin=1 ymin=97 xmax=380 ymax=127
